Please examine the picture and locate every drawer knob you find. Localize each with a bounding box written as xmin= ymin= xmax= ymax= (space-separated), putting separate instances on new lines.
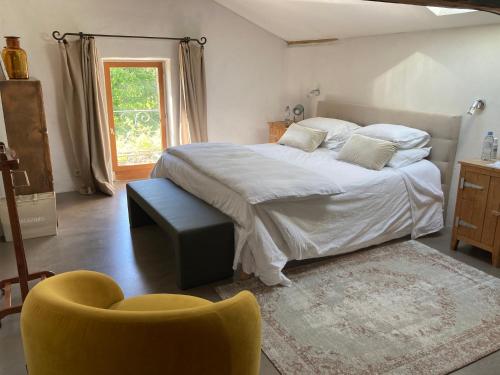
xmin=493 ymin=210 xmax=500 ymax=217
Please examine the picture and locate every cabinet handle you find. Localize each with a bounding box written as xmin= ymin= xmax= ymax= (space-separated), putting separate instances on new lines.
xmin=493 ymin=210 xmax=500 ymax=217
xmin=456 ymin=219 xmax=477 ymax=230
xmin=463 ymin=181 xmax=484 ymax=190
xmin=459 ymin=177 xmax=484 ymax=190
xmin=11 ymin=170 xmax=30 ymax=188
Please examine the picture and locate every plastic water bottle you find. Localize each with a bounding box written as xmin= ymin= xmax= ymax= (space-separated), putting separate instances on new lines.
xmin=492 ymin=138 xmax=498 ymax=160
xmin=481 ymin=131 xmax=494 ymax=160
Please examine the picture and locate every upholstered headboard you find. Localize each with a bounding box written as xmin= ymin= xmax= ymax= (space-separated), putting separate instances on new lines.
xmin=316 ymin=101 xmax=462 ymax=204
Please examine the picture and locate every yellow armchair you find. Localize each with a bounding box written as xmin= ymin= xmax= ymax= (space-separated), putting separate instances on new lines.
xmin=21 ymin=271 xmax=261 ymax=375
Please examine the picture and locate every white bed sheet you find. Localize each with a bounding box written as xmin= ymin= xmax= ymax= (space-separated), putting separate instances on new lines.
xmin=151 ymin=144 xmax=444 ymax=286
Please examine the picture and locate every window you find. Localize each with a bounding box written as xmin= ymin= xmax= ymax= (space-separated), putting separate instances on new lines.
xmin=103 ymin=61 xmax=167 ymax=180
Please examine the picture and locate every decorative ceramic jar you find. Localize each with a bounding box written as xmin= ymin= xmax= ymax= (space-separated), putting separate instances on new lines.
xmin=1 ymin=36 xmax=29 ymax=79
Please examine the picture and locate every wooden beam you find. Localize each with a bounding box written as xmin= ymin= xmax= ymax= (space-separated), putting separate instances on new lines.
xmin=362 ymin=0 xmax=500 ymax=14
xmin=287 ymin=38 xmax=339 ymax=46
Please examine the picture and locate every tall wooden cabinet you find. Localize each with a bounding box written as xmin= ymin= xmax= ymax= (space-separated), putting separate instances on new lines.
xmin=451 ymin=160 xmax=500 ymax=266
xmin=0 ymin=80 xmax=54 ymax=195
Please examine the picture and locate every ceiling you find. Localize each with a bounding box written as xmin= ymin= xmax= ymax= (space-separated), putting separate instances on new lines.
xmin=214 ymin=0 xmax=500 ymax=41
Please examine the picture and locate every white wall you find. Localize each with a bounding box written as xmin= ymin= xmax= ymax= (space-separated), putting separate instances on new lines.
xmin=284 ymin=24 xmax=500 ymax=223
xmin=0 ymin=0 xmax=286 ymax=192
xmin=2 ymin=0 xmax=498 ymax=220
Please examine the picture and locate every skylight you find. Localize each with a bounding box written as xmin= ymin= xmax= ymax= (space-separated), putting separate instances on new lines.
xmin=427 ymin=6 xmax=477 ymax=16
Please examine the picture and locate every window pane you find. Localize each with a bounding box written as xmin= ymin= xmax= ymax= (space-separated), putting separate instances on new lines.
xmin=109 ymin=66 xmax=163 ymax=166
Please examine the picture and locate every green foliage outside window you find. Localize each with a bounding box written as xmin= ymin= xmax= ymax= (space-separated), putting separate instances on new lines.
xmin=110 ymin=67 xmax=163 ymax=165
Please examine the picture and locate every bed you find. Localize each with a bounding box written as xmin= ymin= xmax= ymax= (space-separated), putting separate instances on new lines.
xmin=151 ymin=101 xmax=462 ymax=286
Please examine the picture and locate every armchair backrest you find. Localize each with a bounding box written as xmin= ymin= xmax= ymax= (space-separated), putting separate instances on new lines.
xmin=21 ymin=271 xmax=261 ymax=375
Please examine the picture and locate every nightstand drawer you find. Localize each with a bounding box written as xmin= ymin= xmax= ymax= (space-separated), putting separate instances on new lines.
xmin=459 ymin=171 xmax=490 ymax=200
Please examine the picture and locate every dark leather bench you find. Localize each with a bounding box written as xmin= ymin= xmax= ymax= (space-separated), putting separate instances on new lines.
xmin=126 ymin=178 xmax=234 ymax=289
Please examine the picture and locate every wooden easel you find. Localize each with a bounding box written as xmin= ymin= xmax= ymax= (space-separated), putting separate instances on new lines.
xmin=0 ymin=143 xmax=54 ymax=326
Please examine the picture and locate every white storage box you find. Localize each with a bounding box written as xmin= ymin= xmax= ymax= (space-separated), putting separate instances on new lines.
xmin=0 ymin=192 xmax=57 ymax=242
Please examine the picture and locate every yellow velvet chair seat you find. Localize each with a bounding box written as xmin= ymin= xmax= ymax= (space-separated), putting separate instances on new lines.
xmin=21 ymin=271 xmax=261 ymax=375
xmin=110 ymin=294 xmax=212 ymax=311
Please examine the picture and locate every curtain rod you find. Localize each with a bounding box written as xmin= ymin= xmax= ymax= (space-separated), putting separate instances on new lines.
xmin=51 ymin=31 xmax=207 ymax=46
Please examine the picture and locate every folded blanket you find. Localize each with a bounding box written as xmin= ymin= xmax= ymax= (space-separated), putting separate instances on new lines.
xmin=168 ymin=143 xmax=343 ymax=204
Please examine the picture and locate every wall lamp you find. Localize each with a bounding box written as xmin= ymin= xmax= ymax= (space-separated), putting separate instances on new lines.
xmin=467 ymin=99 xmax=485 ymax=115
xmin=293 ymin=104 xmax=305 ymax=122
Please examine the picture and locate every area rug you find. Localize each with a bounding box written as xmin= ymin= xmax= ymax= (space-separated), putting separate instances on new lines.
xmin=216 ymin=241 xmax=500 ymax=375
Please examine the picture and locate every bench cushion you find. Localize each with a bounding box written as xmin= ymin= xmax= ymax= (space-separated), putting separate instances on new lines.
xmin=127 ymin=178 xmax=232 ymax=234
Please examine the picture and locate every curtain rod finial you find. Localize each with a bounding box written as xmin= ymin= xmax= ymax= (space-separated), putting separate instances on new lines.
xmin=52 ymin=31 xmax=64 ymax=41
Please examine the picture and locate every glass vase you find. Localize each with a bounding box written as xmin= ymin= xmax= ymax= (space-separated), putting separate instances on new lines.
xmin=1 ymin=36 xmax=29 ymax=79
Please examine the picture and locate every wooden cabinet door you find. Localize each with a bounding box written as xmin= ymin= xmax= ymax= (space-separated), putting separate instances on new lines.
xmin=482 ymin=177 xmax=500 ymax=246
xmin=456 ymin=170 xmax=490 ymax=242
xmin=0 ymin=80 xmax=54 ymax=195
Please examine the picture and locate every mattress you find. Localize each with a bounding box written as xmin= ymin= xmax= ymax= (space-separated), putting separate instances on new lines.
xmin=151 ymin=144 xmax=444 ymax=286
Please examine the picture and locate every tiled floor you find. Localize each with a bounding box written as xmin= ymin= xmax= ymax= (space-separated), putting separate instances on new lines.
xmin=0 ymin=184 xmax=498 ymax=374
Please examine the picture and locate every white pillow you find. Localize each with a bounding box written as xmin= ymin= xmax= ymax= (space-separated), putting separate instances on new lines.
xmin=355 ymin=124 xmax=430 ymax=149
xmin=337 ymin=134 xmax=397 ymax=170
xmin=278 ymin=123 xmax=327 ymax=152
xmin=388 ymin=147 xmax=432 ymax=168
xmin=298 ymin=117 xmax=360 ymax=150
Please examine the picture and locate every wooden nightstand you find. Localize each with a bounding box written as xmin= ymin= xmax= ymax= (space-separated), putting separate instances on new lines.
xmin=268 ymin=121 xmax=290 ymax=143
xmin=451 ymin=160 xmax=500 ymax=266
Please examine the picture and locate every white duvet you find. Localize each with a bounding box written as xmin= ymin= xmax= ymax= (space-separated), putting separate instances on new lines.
xmin=151 ymin=144 xmax=444 ymax=286
xmin=168 ymin=143 xmax=343 ymax=204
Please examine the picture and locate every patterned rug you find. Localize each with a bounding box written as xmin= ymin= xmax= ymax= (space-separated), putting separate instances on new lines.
xmin=216 ymin=241 xmax=500 ymax=375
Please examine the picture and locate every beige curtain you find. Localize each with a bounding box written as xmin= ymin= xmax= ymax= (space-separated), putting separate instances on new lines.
xmin=59 ymin=37 xmax=114 ymax=196
xmin=179 ymin=42 xmax=207 ymax=144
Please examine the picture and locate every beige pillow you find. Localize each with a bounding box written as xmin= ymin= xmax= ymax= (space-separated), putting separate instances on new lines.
xmin=278 ymin=123 xmax=327 ymax=152
xmin=338 ymin=134 xmax=397 ymax=170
